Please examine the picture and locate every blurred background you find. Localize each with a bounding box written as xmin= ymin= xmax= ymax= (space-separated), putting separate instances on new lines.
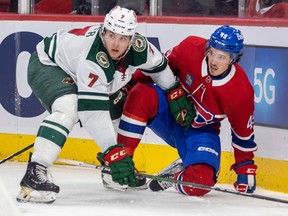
xmin=1 ymin=0 xmax=287 ymax=18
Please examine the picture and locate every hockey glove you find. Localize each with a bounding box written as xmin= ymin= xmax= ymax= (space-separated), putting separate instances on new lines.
xmin=232 ymin=160 xmax=257 ymax=193
xmin=109 ymin=90 xmax=126 ymax=120
xmin=165 ymin=82 xmax=195 ymax=129
xmin=97 ymin=144 xmax=137 ymax=187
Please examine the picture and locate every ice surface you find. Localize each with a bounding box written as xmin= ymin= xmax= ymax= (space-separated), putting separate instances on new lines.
xmin=0 ymin=162 xmax=288 ymax=216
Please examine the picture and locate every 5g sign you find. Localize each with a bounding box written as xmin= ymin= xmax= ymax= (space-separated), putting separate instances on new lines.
xmin=254 ymin=67 xmax=275 ymax=105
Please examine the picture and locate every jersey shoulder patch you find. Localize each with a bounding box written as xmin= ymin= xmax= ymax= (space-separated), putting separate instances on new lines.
xmin=96 ymin=51 xmax=110 ymax=68
xmin=86 ymin=33 xmax=115 ymax=82
xmin=132 ymin=33 xmax=147 ymax=53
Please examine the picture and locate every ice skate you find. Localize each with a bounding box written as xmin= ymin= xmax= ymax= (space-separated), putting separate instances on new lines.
xmin=148 ymin=158 xmax=183 ymax=191
xmin=16 ymin=161 xmax=60 ymax=204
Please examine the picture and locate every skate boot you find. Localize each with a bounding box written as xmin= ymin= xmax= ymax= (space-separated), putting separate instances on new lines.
xmin=148 ymin=158 xmax=183 ymax=191
xmin=16 ymin=161 xmax=60 ymax=204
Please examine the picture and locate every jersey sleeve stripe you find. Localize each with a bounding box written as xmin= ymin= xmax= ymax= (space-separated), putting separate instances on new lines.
xmin=43 ymin=33 xmax=57 ymax=62
xmin=232 ymin=142 xmax=258 ymax=152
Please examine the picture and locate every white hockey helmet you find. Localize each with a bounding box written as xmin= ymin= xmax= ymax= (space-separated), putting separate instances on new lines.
xmin=103 ymin=6 xmax=138 ymax=37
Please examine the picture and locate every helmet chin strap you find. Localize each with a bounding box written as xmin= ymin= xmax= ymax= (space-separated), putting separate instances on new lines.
xmin=100 ymin=25 xmax=107 ymax=47
xmin=230 ymin=53 xmax=238 ymax=64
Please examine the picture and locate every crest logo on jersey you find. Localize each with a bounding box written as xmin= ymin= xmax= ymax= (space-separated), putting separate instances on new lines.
xmin=96 ymin=51 xmax=109 ymax=68
xmin=185 ymin=74 xmax=193 ymax=87
xmin=132 ymin=34 xmax=147 ymax=52
xmin=62 ymin=77 xmax=75 ymax=84
xmin=206 ymin=76 xmax=212 ymax=83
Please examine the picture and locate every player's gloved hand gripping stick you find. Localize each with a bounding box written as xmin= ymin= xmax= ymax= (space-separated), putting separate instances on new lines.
xmin=165 ymin=82 xmax=196 ymax=129
xmin=97 ymin=144 xmax=137 ymax=187
xmin=232 ymin=160 xmax=257 ymax=193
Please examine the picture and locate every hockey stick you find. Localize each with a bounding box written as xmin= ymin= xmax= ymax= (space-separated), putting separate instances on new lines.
xmin=0 ymin=143 xmax=34 ymax=165
xmin=56 ymin=158 xmax=288 ymax=204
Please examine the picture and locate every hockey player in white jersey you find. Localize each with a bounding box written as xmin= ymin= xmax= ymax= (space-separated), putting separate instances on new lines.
xmin=17 ymin=6 xmax=194 ymax=204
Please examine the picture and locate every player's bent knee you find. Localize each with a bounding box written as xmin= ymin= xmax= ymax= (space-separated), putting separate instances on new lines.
xmin=174 ymin=164 xmax=215 ymax=196
xmin=46 ymin=112 xmax=75 ymax=132
xmin=51 ymin=94 xmax=79 ymax=124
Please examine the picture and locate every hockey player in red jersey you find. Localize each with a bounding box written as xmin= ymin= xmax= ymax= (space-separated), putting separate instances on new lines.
xmin=103 ymin=25 xmax=258 ymax=196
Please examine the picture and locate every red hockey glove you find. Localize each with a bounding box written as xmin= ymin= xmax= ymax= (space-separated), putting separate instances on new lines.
xmin=97 ymin=144 xmax=137 ymax=187
xmin=232 ymin=160 xmax=257 ymax=193
xmin=166 ymin=82 xmax=195 ymax=129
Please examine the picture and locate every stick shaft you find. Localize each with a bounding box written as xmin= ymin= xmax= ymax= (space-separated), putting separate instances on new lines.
xmin=56 ymin=158 xmax=288 ymax=204
xmin=142 ymin=173 xmax=288 ymax=204
xmin=0 ymin=143 xmax=34 ymax=164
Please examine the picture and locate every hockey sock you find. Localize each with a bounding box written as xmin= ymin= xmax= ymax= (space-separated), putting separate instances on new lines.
xmin=174 ymin=164 xmax=215 ymax=196
xmin=117 ymin=83 xmax=158 ymax=151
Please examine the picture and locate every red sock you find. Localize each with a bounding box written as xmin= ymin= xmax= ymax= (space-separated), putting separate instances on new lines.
xmin=117 ymin=83 xmax=158 ymax=151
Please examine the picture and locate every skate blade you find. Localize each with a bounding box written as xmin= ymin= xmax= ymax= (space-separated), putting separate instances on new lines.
xmin=16 ymin=187 xmax=57 ymax=204
xmin=102 ymin=175 xmax=148 ymax=191
xmin=127 ymin=184 xmax=148 ymax=191
xmin=104 ymin=184 xmax=148 ymax=191
xmin=102 ymin=178 xmax=127 ymax=191
xmin=103 ymin=179 xmax=148 ymax=191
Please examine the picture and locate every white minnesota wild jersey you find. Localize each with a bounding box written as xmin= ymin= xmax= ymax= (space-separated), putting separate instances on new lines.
xmin=35 ymin=25 xmax=175 ymax=150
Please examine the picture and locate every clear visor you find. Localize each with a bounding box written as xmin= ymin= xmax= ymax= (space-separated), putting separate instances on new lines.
xmin=206 ymin=49 xmax=232 ymax=63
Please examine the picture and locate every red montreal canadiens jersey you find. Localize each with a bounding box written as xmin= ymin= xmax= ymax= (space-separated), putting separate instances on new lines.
xmin=167 ymin=36 xmax=257 ymax=155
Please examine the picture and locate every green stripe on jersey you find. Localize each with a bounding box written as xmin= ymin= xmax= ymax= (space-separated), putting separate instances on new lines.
xmin=78 ymin=92 xmax=108 ymax=97
xmin=78 ymin=99 xmax=110 ymax=111
xmin=78 ymin=91 xmax=110 ymax=111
